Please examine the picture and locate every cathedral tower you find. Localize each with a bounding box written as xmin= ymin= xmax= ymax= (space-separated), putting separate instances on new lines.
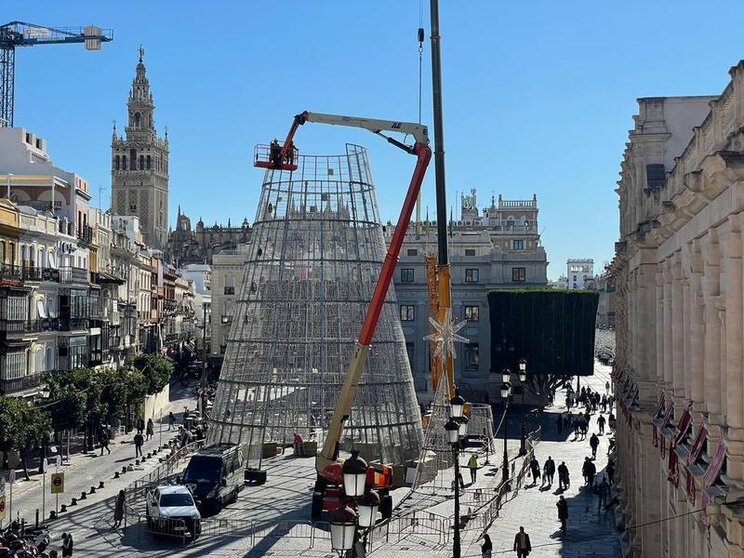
xmin=111 ymin=47 xmax=169 ymax=249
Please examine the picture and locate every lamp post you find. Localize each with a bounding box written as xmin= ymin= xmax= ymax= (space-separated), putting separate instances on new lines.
xmin=6 ymin=173 xmax=11 ymax=199
xmin=445 ymin=388 xmax=468 ymax=558
xmin=199 ymin=301 xmax=209 ymax=416
xmin=500 ymin=377 xmax=512 ymax=485
xmin=518 ymin=359 xmax=527 ymax=456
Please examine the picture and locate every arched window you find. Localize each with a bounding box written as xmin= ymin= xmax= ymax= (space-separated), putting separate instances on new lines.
xmin=0 ymin=241 xmax=5 ymax=264
xmin=115 ymin=155 xmax=120 ymax=170
xmin=147 ymin=155 xmax=151 ymax=170
xmin=45 ymin=346 xmax=54 ymax=371
xmin=38 ymin=248 xmax=45 ymax=269
xmin=134 ymin=112 xmax=141 ymax=128
xmin=130 ymin=149 xmax=136 ymax=170
xmin=139 ymin=155 xmax=144 ymax=170
xmin=122 ymin=155 xmax=127 ymax=169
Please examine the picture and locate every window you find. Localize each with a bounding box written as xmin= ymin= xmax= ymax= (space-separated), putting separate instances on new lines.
xmin=646 ymin=164 xmax=666 ymax=190
xmin=147 ymin=155 xmax=152 ymax=170
xmin=400 ymin=268 xmax=414 ymax=283
xmin=115 ymin=155 xmax=120 ymax=170
xmin=407 ymin=249 xmax=418 ymax=257
xmin=512 ymin=267 xmax=526 ymax=283
xmin=465 ymin=305 xmax=479 ymax=321
xmin=224 ymin=286 xmax=235 ymax=295
xmin=139 ymin=155 xmax=145 ymax=170
xmin=465 ymin=249 xmax=476 ymax=257
xmin=130 ymin=149 xmax=136 ymax=170
xmin=465 ymin=268 xmax=479 ymax=283
xmin=513 ymin=240 xmax=524 ymax=250
xmin=464 ymin=343 xmax=479 ymax=370
xmin=400 ymin=305 xmax=415 ymax=321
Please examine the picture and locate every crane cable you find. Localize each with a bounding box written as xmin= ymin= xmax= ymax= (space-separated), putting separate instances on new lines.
xmin=416 ymin=0 xmax=425 ymax=237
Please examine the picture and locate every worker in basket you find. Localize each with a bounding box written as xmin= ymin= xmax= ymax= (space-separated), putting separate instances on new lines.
xmin=270 ymin=138 xmax=282 ymax=168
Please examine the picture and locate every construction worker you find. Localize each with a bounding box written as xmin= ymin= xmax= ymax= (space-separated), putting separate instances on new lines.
xmin=270 ymin=139 xmax=282 ymax=167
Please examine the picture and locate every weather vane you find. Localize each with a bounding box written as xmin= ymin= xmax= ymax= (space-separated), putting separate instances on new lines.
xmin=138 ymin=44 xmax=144 ymax=62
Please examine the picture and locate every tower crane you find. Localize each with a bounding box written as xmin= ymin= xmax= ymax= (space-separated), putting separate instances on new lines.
xmin=0 ymin=21 xmax=113 ymax=127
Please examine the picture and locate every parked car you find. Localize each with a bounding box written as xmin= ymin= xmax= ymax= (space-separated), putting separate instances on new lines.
xmin=182 ymin=443 xmax=246 ymax=512
xmin=146 ymin=485 xmax=201 ymax=540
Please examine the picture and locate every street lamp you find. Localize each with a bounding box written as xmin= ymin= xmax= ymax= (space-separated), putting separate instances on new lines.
xmin=330 ymin=504 xmax=357 ymax=556
xmin=518 ymin=359 xmax=528 ymax=456
xmin=444 ymin=388 xmax=469 ymax=558
xmin=500 ymin=381 xmax=512 ymax=485
xmin=342 ymin=450 xmax=368 ymax=498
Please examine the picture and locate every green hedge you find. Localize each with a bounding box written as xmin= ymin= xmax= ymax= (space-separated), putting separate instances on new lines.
xmin=487 ymin=289 xmax=599 ymax=376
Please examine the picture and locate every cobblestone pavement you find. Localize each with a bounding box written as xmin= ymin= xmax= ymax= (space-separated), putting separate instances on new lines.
xmin=474 ymin=362 xmax=621 ymax=557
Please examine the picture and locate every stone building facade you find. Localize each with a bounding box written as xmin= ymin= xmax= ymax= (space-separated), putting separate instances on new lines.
xmin=166 ymin=208 xmax=251 ymax=266
xmin=611 ymin=63 xmax=744 ymax=557
xmin=111 ymin=48 xmax=169 ymax=250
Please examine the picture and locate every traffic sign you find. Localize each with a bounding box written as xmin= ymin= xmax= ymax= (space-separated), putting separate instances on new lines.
xmin=8 ymin=470 xmax=15 ymax=485
xmin=50 ymin=472 xmax=64 ymax=494
xmin=0 ymin=496 xmax=5 ymax=518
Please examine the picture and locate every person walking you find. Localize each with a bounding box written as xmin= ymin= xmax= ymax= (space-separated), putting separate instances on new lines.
xmin=513 ymin=526 xmax=532 ymax=557
xmin=582 ymin=456 xmax=596 ymax=488
xmin=146 ymin=418 xmax=154 ymax=441
xmin=545 ymin=456 xmax=556 ymax=486
xmin=481 ymin=533 xmax=493 ymax=558
xmin=558 ymin=461 xmax=570 ymax=491
xmin=589 ymin=433 xmax=600 ymax=459
xmin=113 ymin=489 xmax=125 ymax=528
xmin=529 ymin=456 xmax=541 ymax=485
xmin=134 ymin=432 xmax=144 ymax=458
xmin=62 ymin=532 xmax=74 ymax=557
xmin=607 ymin=459 xmax=616 ymax=485
xmin=100 ymin=428 xmax=111 ymax=456
xmin=597 ymin=414 xmax=606 ymax=435
xmin=468 ymin=453 xmax=479 ymax=484
xmin=556 ymin=495 xmax=568 ymax=532
xmin=168 ymin=412 xmax=176 ymax=430
xmin=605 ymin=380 xmax=610 ymax=395
xmin=136 ymin=417 xmax=145 ymax=435
xmin=596 ymin=477 xmax=610 ymax=512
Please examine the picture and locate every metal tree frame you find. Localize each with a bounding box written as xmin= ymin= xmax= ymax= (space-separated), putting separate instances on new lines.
xmin=208 ymin=144 xmax=423 ymax=468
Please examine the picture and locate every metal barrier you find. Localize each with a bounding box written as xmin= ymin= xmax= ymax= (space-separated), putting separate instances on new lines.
xmin=379 ymin=511 xmax=451 ymax=547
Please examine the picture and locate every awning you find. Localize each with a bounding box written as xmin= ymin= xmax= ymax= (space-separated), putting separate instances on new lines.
xmin=701 ymin=440 xmax=728 ymax=508
xmin=652 ymin=392 xmax=666 ymax=420
xmin=673 ymin=409 xmax=692 ymax=447
xmin=688 ymin=425 xmax=708 ymax=467
xmin=659 ymin=402 xmax=674 ymax=429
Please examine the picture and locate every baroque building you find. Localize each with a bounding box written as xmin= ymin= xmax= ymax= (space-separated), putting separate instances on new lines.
xmin=111 ymin=47 xmax=169 ymax=250
xmin=611 ymin=63 xmax=744 ymax=557
xmin=166 ymin=207 xmax=251 ymax=266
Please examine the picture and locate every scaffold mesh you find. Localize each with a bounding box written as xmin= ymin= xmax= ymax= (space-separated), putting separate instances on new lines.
xmin=207 ymin=144 xmax=423 ymax=468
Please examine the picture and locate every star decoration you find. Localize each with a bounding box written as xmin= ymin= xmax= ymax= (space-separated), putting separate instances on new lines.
xmin=424 ymin=307 xmax=469 ymax=362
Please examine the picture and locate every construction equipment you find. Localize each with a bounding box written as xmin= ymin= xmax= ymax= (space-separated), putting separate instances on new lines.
xmin=255 ymin=110 xmax=431 ymax=518
xmin=0 ymin=21 xmax=113 ymax=127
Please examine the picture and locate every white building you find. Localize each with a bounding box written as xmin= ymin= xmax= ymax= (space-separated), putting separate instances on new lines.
xmin=566 ymin=258 xmax=594 ymax=289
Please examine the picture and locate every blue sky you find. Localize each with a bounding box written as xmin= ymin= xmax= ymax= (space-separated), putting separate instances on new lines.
xmin=3 ymin=1 xmax=742 ymax=279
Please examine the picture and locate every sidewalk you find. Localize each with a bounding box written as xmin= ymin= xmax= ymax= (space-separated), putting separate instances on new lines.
xmin=474 ymin=363 xmax=621 ymax=557
xmin=4 ymin=380 xmax=197 ymax=526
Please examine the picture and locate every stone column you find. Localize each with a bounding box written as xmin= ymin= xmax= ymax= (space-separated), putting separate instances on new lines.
xmin=662 ymin=260 xmax=674 ymax=390
xmin=656 ymin=270 xmax=665 ymax=384
xmin=671 ymin=256 xmax=685 ymax=399
xmin=702 ymin=230 xmax=723 ymax=423
xmin=688 ymin=239 xmax=705 ymax=417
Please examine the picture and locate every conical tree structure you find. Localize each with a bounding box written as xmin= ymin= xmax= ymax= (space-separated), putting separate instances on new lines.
xmin=208 ymin=144 xmax=423 ymax=467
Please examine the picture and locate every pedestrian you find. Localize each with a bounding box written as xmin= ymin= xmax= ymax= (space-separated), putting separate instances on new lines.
xmin=589 ymin=433 xmax=600 ymax=459
xmin=293 ymin=432 xmax=304 ymax=456
xmin=467 ymin=453 xmax=478 ymax=484
xmin=582 ymin=456 xmax=596 ymax=487
xmin=134 ymin=432 xmax=144 ymax=458
xmin=608 ymin=413 xmax=617 ymax=432
xmin=113 ymin=489 xmax=125 ymax=528
xmin=62 ymin=532 xmax=74 ymax=557
xmin=597 ymin=414 xmax=606 ymax=435
xmin=481 ymin=533 xmax=493 ymax=558
xmin=168 ymin=412 xmax=176 ymax=430
xmin=558 ymin=461 xmax=569 ymax=490
xmin=556 ymin=495 xmax=568 ymax=532
xmin=100 ymin=428 xmax=111 ymax=456
xmin=545 ymin=456 xmax=556 ymax=486
xmin=605 ymin=380 xmax=610 ymax=395
xmin=607 ymin=460 xmax=615 ymax=485
xmin=512 ymin=525 xmax=531 ymax=557
xmin=601 ymin=394 xmax=608 ymax=413
xmin=529 ymin=456 xmax=540 ymax=485
xmin=269 ymin=138 xmax=282 ymax=167
xmin=136 ymin=417 xmax=145 ymax=435
xmin=146 ymin=418 xmax=154 ymax=441
xmin=597 ymin=477 xmax=609 ymax=512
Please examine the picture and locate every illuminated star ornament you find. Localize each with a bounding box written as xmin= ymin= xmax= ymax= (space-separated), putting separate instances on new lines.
xmin=424 ymin=307 xmax=468 ymax=362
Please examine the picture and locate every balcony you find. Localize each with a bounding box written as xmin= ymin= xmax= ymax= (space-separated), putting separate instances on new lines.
xmin=0 ymin=374 xmax=44 ymax=395
xmin=59 ymin=317 xmax=88 ymax=331
xmin=0 ymin=264 xmax=22 ymax=281
xmin=21 ymin=266 xmax=60 ymax=283
xmin=26 ymin=318 xmax=60 ymax=332
xmin=77 ymin=224 xmax=93 ymax=247
xmin=58 ymin=266 xmax=89 ymax=285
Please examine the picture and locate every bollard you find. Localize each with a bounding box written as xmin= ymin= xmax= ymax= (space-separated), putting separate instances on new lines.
xmin=89 ymin=486 xmax=96 ymax=494
xmin=35 ymin=509 xmax=39 ymax=529
xmin=60 ymin=505 xmax=67 ymax=513
xmin=99 ymin=481 xmax=105 ymax=489
xmin=114 ymin=471 xmax=120 ymax=479
xmin=147 ymin=452 xmax=152 ymax=458
xmin=70 ymin=498 xmax=77 ymax=506
xmin=135 ymin=459 xmax=140 ymax=466
xmin=122 ymin=466 xmax=127 ymax=474
xmin=80 ymin=492 xmax=87 ymax=500
xmin=50 ymin=511 xmax=56 ymax=520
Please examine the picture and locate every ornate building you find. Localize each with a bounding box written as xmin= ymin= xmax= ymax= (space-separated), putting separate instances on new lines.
xmin=111 ymin=47 xmax=169 ymax=250
xmin=611 ymin=64 xmax=744 ymax=557
xmin=166 ymin=207 xmax=251 ymax=266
